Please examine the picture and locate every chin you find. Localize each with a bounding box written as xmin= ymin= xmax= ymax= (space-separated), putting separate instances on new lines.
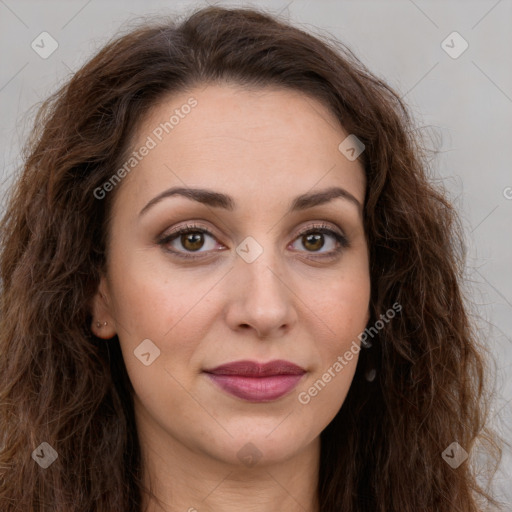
xmin=202 ymin=422 xmax=317 ymax=467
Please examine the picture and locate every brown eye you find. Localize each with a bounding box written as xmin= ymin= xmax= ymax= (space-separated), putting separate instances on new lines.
xmin=301 ymin=232 xmax=325 ymax=252
xmin=158 ymin=224 xmax=220 ymax=259
xmin=290 ymin=225 xmax=348 ymax=257
xmin=180 ymin=231 xmax=205 ymax=252
xmin=158 ymin=222 xmax=349 ymax=261
xmin=295 ymin=226 xmax=348 ymax=256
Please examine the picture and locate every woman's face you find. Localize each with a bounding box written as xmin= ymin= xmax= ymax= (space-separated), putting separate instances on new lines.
xmin=92 ymin=83 xmax=370 ymax=468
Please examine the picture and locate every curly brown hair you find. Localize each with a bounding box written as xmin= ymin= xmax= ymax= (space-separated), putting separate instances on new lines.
xmin=0 ymin=5 xmax=504 ymax=512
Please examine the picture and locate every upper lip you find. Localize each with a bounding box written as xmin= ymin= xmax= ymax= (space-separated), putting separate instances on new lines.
xmin=203 ymin=359 xmax=306 ymax=377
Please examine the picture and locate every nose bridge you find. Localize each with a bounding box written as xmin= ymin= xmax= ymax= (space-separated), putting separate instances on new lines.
xmin=236 ymin=235 xmax=286 ymax=299
xmin=228 ymin=234 xmax=295 ymax=336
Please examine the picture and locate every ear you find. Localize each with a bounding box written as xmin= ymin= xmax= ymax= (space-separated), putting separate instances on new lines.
xmin=90 ymin=275 xmax=118 ymax=339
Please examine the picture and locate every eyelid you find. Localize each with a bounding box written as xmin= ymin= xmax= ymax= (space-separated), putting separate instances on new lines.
xmin=156 ymin=222 xmax=223 ymax=259
xmin=291 ymin=223 xmax=349 ymax=257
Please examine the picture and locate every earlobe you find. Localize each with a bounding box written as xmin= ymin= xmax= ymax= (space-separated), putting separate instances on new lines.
xmin=90 ymin=276 xmax=117 ymax=339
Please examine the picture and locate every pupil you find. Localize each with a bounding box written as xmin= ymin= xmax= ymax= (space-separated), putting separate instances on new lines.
xmin=183 ymin=232 xmax=203 ymax=251
xmin=304 ymin=233 xmax=324 ymax=251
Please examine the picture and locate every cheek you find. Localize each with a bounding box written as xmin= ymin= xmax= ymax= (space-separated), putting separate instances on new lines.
xmin=108 ymin=251 xmax=218 ymax=391
xmin=108 ymin=246 xmax=206 ymax=337
xmin=298 ymin=272 xmax=369 ymax=407
xmin=313 ymin=270 xmax=370 ymax=341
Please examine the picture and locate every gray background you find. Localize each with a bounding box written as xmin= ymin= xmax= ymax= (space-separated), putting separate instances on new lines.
xmin=1 ymin=0 xmax=511 ymax=507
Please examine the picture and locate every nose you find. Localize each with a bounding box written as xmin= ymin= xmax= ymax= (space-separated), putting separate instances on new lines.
xmin=224 ymin=245 xmax=298 ymax=340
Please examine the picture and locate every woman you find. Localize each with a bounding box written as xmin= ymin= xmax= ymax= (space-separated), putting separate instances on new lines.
xmin=0 ymin=5 xmax=504 ymax=512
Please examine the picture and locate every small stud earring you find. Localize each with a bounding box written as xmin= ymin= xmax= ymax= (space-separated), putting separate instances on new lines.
xmin=96 ymin=321 xmax=108 ymax=328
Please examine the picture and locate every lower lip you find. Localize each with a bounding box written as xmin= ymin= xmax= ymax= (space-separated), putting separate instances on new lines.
xmin=205 ymin=373 xmax=304 ymax=402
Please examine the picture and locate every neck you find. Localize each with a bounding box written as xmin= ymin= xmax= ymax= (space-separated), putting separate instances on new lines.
xmin=137 ymin=414 xmax=321 ymax=512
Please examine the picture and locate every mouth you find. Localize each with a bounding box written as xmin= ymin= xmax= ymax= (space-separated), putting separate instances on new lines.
xmin=203 ymin=359 xmax=306 ymax=402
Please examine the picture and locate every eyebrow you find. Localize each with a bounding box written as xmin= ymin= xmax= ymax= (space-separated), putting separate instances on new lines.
xmin=138 ymin=185 xmax=362 ymax=218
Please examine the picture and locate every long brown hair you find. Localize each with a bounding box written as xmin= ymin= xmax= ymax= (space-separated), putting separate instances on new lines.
xmin=0 ymin=6 xmax=504 ymax=511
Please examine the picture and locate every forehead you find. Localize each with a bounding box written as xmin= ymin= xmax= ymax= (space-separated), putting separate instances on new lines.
xmin=113 ymin=83 xmax=366 ymax=216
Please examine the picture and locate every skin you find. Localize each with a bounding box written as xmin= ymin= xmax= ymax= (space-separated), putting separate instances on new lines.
xmin=91 ymin=83 xmax=370 ymax=512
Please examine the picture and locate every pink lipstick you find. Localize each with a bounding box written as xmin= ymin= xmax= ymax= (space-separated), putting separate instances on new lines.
xmin=203 ymin=359 xmax=306 ymax=402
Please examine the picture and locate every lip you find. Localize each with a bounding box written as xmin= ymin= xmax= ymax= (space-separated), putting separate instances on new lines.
xmin=203 ymin=359 xmax=306 ymax=402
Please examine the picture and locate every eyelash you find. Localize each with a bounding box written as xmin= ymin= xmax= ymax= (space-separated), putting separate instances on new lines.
xmin=157 ymin=222 xmax=349 ymax=261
